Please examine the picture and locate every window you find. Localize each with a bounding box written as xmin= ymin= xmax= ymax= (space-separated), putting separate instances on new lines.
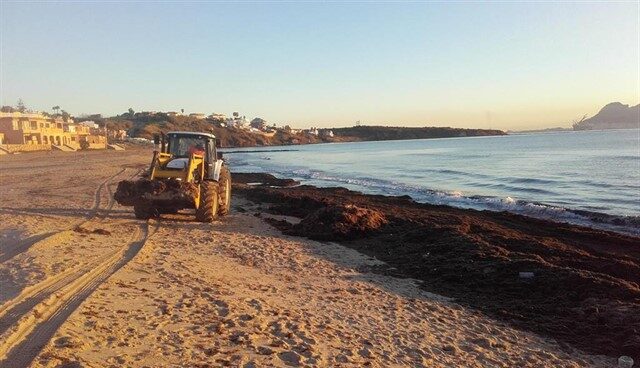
xmin=30 ymin=121 xmax=37 ymax=129
xmin=169 ymin=136 xmax=208 ymax=158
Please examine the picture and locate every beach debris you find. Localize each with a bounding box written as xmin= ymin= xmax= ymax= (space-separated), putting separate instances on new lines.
xmin=619 ymin=356 xmax=634 ymax=368
xmin=519 ymin=272 xmax=535 ymax=279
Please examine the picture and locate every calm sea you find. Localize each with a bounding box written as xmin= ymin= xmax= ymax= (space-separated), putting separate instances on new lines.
xmin=225 ymin=129 xmax=640 ymax=235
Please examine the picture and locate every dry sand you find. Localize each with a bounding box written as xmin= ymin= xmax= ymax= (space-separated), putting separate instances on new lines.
xmin=0 ymin=150 xmax=615 ymax=367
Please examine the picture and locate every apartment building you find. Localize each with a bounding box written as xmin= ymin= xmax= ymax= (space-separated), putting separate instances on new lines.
xmin=0 ymin=112 xmax=105 ymax=149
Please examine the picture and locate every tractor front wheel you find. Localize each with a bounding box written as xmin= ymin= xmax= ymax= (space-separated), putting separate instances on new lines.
xmin=196 ymin=181 xmax=219 ymax=223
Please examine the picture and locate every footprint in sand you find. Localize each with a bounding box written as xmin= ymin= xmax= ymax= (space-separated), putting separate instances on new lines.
xmin=278 ymin=350 xmax=302 ymax=366
xmin=213 ymin=300 xmax=229 ymax=317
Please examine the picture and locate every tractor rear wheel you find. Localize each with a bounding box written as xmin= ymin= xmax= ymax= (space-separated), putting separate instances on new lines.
xmin=218 ymin=167 xmax=231 ymax=216
xmin=195 ymin=181 xmax=219 ymax=223
xmin=134 ymin=204 xmax=154 ymax=219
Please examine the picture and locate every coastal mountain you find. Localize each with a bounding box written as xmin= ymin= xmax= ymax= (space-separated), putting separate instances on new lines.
xmin=573 ymin=102 xmax=639 ymax=130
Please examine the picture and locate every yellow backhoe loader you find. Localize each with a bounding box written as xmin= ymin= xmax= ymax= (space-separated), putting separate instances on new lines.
xmin=114 ymin=131 xmax=231 ymax=222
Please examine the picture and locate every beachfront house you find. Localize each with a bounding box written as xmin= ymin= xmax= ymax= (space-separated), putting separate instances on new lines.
xmin=0 ymin=112 xmax=107 ymax=151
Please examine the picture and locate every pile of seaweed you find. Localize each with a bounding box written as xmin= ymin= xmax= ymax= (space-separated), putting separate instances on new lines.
xmin=114 ymin=179 xmax=198 ymax=206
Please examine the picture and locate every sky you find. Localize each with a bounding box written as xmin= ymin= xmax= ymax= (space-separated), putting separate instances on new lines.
xmin=1 ymin=1 xmax=638 ymax=130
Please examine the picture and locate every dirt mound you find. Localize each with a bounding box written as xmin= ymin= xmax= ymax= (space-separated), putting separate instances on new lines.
xmin=233 ymin=173 xmax=640 ymax=361
xmin=292 ymin=204 xmax=388 ymax=240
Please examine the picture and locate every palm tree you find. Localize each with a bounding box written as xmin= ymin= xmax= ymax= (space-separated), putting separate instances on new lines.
xmin=16 ymin=99 xmax=26 ymax=113
xmin=52 ymin=106 xmax=60 ymax=115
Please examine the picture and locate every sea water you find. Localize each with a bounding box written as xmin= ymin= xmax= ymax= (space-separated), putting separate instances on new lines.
xmin=225 ymin=129 xmax=640 ymax=235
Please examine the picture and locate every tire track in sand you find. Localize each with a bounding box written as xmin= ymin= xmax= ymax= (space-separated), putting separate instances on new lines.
xmin=88 ymin=167 xmax=128 ymax=220
xmin=0 ymin=220 xmax=159 ymax=367
xmin=0 ymin=168 xmax=129 ymax=264
xmin=0 ymin=168 xmax=137 ymax=317
xmin=97 ymin=168 xmax=141 ymax=220
xmin=0 ymin=226 xmax=134 ymax=335
xmin=0 ymin=167 xmax=146 ymax=363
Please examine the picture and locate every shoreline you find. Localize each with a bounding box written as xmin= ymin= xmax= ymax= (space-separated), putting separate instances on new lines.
xmin=233 ymin=172 xmax=640 ymax=361
xmin=222 ymin=129 xmax=640 ymax=237
xmin=230 ymin=168 xmax=639 ymax=237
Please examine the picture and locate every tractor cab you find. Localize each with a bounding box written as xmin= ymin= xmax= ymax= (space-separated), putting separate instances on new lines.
xmin=153 ymin=132 xmax=222 ymax=181
xmin=165 ymin=132 xmax=218 ymax=164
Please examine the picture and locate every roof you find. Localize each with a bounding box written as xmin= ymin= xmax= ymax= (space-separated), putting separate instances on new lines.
xmin=167 ymin=131 xmax=216 ymax=139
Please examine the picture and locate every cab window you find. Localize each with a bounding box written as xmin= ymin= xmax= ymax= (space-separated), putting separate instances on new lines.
xmin=169 ymin=136 xmax=207 ymax=158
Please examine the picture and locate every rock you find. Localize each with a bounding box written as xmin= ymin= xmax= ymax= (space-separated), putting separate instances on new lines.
xmin=519 ymin=272 xmax=535 ymax=279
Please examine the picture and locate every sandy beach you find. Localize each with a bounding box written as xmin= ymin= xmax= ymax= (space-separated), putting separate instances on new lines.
xmin=0 ymin=149 xmax=633 ymax=367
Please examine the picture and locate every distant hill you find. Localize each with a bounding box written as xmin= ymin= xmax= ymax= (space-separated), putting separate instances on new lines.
xmin=332 ymin=125 xmax=506 ymax=141
xmin=100 ymin=113 xmax=507 ymax=148
xmin=573 ymin=102 xmax=639 ymax=130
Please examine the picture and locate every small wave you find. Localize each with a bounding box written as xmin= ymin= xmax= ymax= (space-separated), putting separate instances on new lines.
xmin=609 ymin=155 xmax=640 ymax=161
xmin=506 ymin=177 xmax=558 ymax=185
xmin=483 ymin=183 xmax=558 ymax=196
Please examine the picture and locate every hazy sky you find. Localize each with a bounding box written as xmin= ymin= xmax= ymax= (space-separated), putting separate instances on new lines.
xmin=1 ymin=2 xmax=638 ymax=130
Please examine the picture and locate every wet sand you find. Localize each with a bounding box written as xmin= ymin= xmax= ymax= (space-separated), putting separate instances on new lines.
xmin=0 ymin=150 xmax=629 ymax=367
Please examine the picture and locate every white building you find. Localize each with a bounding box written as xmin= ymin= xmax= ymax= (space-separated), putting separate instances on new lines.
xmin=209 ymin=113 xmax=226 ymax=121
xmin=226 ymin=115 xmax=250 ymax=129
xmin=79 ymin=120 xmax=98 ymax=129
xmin=189 ymin=113 xmax=206 ymax=120
xmin=321 ymin=129 xmax=334 ymax=138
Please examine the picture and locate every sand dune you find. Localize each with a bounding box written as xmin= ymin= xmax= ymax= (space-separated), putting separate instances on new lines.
xmin=0 ymin=150 xmax=615 ymax=367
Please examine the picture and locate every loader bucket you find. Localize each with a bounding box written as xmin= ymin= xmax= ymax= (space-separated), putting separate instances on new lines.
xmin=114 ymin=179 xmax=198 ymax=208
